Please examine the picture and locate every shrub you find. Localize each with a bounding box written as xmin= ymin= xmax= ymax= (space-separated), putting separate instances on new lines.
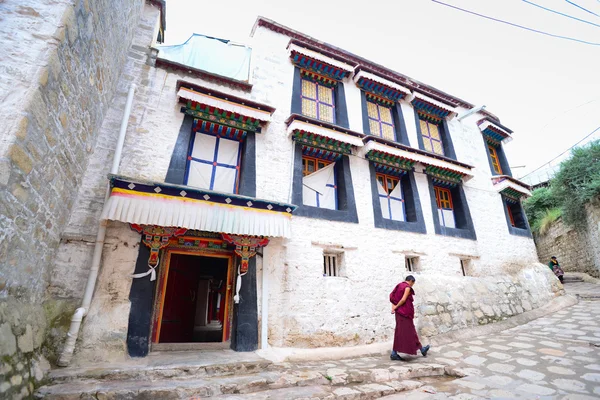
xmin=524 ymin=139 xmax=600 ymax=232
xmin=550 ymin=140 xmax=600 ymax=227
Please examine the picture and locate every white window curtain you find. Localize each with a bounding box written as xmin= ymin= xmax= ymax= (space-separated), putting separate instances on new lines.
xmin=377 ymin=180 xmax=405 ymax=221
xmin=302 ymin=162 xmax=337 ymax=210
xmin=186 ymin=132 xmax=242 ymax=194
xmin=438 ymin=208 xmax=456 ymax=228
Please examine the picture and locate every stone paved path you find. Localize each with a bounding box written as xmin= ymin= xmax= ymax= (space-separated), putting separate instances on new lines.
xmin=386 ymin=281 xmax=600 ymax=399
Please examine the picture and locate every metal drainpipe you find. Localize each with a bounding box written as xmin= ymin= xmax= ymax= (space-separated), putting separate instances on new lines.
xmin=260 ymin=247 xmax=269 ymax=349
xmin=58 ymin=83 xmax=136 ymax=367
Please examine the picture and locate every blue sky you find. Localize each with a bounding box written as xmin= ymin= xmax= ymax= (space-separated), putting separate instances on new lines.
xmin=163 ymin=0 xmax=600 ymax=180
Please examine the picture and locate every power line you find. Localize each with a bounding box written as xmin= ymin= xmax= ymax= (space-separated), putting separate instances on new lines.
xmin=431 ymin=0 xmax=600 ymax=46
xmin=519 ymin=124 xmax=600 ymax=179
xmin=565 ymin=0 xmax=600 ymax=17
xmin=522 ymin=0 xmax=600 ymax=28
xmin=532 ymin=98 xmax=600 ymax=137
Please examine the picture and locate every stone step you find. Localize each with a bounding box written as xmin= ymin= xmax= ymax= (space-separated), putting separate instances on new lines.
xmin=210 ymin=380 xmax=425 ymax=400
xmin=37 ymin=360 xmax=450 ymax=399
xmin=563 ymin=276 xmax=584 ymax=282
xmin=36 ymin=378 xmax=426 ymax=400
xmin=47 ymin=359 xmax=274 ymax=384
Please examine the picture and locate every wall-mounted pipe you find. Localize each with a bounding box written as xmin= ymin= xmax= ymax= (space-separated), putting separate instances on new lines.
xmin=58 ymin=83 xmax=136 ymax=367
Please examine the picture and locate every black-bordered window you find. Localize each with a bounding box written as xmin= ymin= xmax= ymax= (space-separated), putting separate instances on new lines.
xmin=369 ymin=164 xmax=426 ymax=234
xmin=301 ymin=78 xmax=335 ymax=124
xmin=291 ymin=143 xmax=358 ymax=223
xmin=301 ymin=155 xmax=337 ymax=210
xmin=484 ymin=140 xmax=512 ymax=177
xmin=501 ymin=195 xmax=531 ymax=237
xmin=165 ymin=115 xmax=257 ymax=197
xmin=488 ymin=144 xmax=503 ymax=175
xmin=433 ymin=186 xmax=455 ymax=228
xmin=291 ymin=69 xmax=349 ymax=128
xmin=427 ymin=178 xmax=476 ymax=240
xmin=185 ymin=129 xmax=243 ymax=194
xmin=420 ymin=119 xmax=444 ymax=156
xmin=376 ymin=173 xmax=404 ymax=221
xmin=415 ymin=112 xmax=457 ymax=160
xmin=367 ymin=101 xmax=395 ymax=141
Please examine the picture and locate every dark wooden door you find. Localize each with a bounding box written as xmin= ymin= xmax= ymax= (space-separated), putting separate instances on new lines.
xmin=159 ymin=255 xmax=198 ymax=343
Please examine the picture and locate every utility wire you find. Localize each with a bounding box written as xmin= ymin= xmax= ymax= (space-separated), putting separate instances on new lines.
xmin=522 ymin=0 xmax=600 ymax=28
xmin=533 ymin=98 xmax=600 ymax=137
xmin=565 ymin=0 xmax=600 ymax=17
xmin=519 ymin=124 xmax=600 ymax=179
xmin=431 ymin=0 xmax=600 ymax=46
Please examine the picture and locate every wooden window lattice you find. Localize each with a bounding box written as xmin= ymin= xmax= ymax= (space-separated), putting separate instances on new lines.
xmin=301 ymin=79 xmax=335 ymax=123
xmin=367 ymin=100 xmax=395 ymax=141
xmin=420 ymin=119 xmax=444 ymax=155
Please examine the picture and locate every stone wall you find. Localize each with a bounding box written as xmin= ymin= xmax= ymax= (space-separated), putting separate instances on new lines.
xmin=0 ymin=0 xmax=146 ymax=397
xmin=534 ymin=200 xmax=600 ymax=278
xmin=265 ymin=262 xmax=562 ymax=348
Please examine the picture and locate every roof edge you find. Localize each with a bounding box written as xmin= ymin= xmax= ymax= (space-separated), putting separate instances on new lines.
xmin=253 ymin=16 xmax=501 ymax=122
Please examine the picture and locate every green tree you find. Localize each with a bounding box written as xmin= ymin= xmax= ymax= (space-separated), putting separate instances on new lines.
xmin=523 ymin=187 xmax=560 ymax=233
xmin=550 ymin=139 xmax=600 ymax=226
xmin=524 ymin=139 xmax=600 ymax=232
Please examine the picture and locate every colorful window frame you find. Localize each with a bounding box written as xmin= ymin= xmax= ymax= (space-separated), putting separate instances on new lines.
xmin=301 ymin=78 xmax=336 ymax=123
xmin=419 ymin=119 xmax=444 ymax=155
xmin=488 ymin=144 xmax=503 ymax=175
xmin=302 ymin=156 xmax=331 ymax=177
xmin=376 ymin=173 xmax=405 ymax=221
xmin=367 ymin=101 xmax=395 ymax=141
xmin=507 ymin=203 xmax=516 ymax=227
xmin=434 ymin=186 xmax=453 ymax=210
xmin=434 ymin=186 xmax=455 ymax=228
xmin=185 ymin=131 xmax=243 ymax=194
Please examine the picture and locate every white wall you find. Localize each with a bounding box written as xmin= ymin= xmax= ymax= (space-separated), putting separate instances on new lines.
xmin=65 ymin=22 xmax=552 ymax=361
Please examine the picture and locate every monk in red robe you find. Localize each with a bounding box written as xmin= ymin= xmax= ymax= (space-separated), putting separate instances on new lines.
xmin=389 ymin=275 xmax=430 ymax=361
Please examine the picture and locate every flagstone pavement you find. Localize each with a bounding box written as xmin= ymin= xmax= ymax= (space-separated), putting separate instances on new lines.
xmin=386 ymin=281 xmax=600 ymax=399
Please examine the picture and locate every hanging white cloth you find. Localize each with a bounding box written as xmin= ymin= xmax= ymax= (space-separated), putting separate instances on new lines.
xmin=439 ymin=208 xmax=456 ymax=228
xmin=302 ymin=162 xmax=336 ymax=210
xmin=377 ymin=180 xmax=405 ymax=221
xmin=233 ymin=264 xmax=247 ymax=304
xmin=187 ymin=132 xmax=241 ymax=194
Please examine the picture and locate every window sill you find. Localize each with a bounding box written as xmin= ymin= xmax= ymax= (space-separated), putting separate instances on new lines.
xmin=374 ymin=218 xmax=427 ymax=234
xmin=293 ymin=204 xmax=358 ymax=223
xmin=508 ymin=226 xmax=532 ymax=238
xmin=435 ymin=225 xmax=477 ymax=240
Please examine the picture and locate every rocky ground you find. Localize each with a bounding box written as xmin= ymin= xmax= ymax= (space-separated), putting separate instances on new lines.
xmin=36 ymin=278 xmax=600 ymax=400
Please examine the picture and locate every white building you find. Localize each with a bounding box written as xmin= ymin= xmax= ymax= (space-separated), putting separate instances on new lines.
xmin=54 ymin=7 xmax=562 ymax=366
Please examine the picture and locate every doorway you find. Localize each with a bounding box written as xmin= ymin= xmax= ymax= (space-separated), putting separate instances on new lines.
xmin=156 ymin=253 xmax=231 ymax=344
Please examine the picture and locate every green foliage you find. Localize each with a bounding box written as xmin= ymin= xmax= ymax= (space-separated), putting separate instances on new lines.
xmin=537 ymin=208 xmax=562 ymax=235
xmin=523 ymin=187 xmax=559 ymax=232
xmin=550 ymin=140 xmax=600 ymax=226
xmin=524 ymin=139 xmax=600 ymax=232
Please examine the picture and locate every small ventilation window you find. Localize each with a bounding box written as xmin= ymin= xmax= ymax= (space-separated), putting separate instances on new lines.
xmin=460 ymin=259 xmax=471 ymax=276
xmin=323 ymin=252 xmax=341 ymax=277
xmin=405 ymin=256 xmax=420 ymax=272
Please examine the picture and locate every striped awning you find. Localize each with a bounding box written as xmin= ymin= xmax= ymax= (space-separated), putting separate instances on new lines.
xmin=362 ymin=139 xmax=473 ymax=182
xmin=101 ymin=176 xmax=297 ymax=238
xmin=177 ymin=87 xmax=273 ymax=122
xmin=354 ymin=70 xmax=412 ymax=103
xmin=287 ymin=117 xmax=365 ymax=151
xmin=492 ymin=175 xmax=531 ymax=201
xmin=288 ymin=43 xmax=354 ymax=81
xmin=478 ymin=119 xmax=513 ymax=144
xmin=411 ymin=93 xmax=457 ymax=122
